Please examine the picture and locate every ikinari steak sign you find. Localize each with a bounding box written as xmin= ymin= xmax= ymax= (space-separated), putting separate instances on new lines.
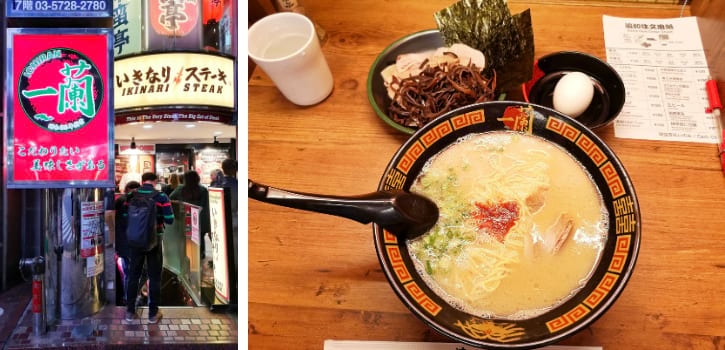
xmin=5 ymin=29 xmax=114 ymax=188
xmin=18 ymin=48 xmax=104 ymax=132
xmin=114 ymin=52 xmax=234 ymax=110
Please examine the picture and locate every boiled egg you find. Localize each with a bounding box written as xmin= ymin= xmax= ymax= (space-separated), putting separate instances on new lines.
xmin=552 ymin=72 xmax=594 ymax=118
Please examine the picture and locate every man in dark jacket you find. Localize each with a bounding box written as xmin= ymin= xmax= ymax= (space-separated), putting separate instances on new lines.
xmin=123 ymin=173 xmax=174 ymax=323
xmin=107 ymin=181 xmax=140 ymax=305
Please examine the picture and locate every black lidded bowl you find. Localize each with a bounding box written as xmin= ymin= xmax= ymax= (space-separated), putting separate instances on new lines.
xmin=373 ymin=101 xmax=640 ymax=349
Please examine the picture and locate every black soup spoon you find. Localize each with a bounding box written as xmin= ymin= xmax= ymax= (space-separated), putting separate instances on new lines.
xmin=248 ymin=180 xmax=439 ymax=240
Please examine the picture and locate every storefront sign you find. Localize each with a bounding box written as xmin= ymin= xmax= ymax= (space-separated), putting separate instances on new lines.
xmin=6 ymin=28 xmax=114 ymax=188
xmin=145 ymin=0 xmax=202 ymax=50
xmin=6 ymin=0 xmax=112 ymax=18
xmin=119 ymin=144 xmax=155 ymax=155
xmin=80 ymin=201 xmax=104 ymax=277
xmin=114 ymin=52 xmax=234 ymax=110
xmin=209 ymin=187 xmax=229 ymax=303
xmin=116 ymin=110 xmax=232 ymax=125
xmin=112 ymin=0 xmax=142 ymax=56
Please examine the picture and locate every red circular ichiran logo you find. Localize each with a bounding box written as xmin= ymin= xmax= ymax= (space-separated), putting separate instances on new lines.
xmin=18 ymin=48 xmax=103 ymax=133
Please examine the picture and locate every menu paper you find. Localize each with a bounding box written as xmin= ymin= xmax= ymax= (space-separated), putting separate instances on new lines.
xmin=324 ymin=341 xmax=602 ymax=350
xmin=80 ymin=201 xmax=104 ymax=277
xmin=602 ymin=16 xmax=718 ymax=143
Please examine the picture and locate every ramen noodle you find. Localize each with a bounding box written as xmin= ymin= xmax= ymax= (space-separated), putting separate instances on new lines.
xmin=408 ymin=131 xmax=608 ymax=319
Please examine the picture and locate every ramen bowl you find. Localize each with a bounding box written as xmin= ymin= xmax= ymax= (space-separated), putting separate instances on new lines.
xmin=367 ymin=29 xmax=445 ymax=134
xmin=374 ymin=101 xmax=640 ymax=349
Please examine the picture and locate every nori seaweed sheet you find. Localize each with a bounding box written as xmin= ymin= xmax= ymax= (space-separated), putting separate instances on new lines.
xmin=434 ymin=0 xmax=534 ymax=93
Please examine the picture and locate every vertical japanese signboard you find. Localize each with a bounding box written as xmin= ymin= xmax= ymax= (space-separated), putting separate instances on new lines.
xmin=5 ymin=28 xmax=114 ymax=188
xmin=112 ymin=0 xmax=142 ymax=57
xmin=6 ymin=0 xmax=112 ymax=18
xmin=209 ymin=187 xmax=230 ymax=303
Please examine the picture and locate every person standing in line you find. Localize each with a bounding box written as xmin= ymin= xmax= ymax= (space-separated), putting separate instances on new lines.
xmin=106 ymin=181 xmax=140 ymax=305
xmin=210 ymin=169 xmax=224 ymax=187
xmin=220 ymin=159 xmax=238 ymax=271
xmin=124 ymin=173 xmax=174 ymax=323
xmin=220 ymin=159 xmax=237 ymax=207
xmin=164 ymin=173 xmax=180 ymax=196
xmin=170 ymin=171 xmax=211 ymax=258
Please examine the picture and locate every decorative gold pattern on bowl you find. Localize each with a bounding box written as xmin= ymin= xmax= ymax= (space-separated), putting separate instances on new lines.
xmin=454 ymin=319 xmax=526 ymax=342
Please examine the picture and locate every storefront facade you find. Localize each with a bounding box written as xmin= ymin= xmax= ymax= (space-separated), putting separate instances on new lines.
xmin=0 ymin=0 xmax=238 ymax=344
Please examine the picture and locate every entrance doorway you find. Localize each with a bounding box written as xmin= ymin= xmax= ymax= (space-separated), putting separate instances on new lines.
xmin=112 ymin=120 xmax=236 ymax=307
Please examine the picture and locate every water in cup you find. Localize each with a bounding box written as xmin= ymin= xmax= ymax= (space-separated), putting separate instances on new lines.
xmin=248 ymin=12 xmax=334 ymax=105
xmin=261 ymin=34 xmax=309 ymax=59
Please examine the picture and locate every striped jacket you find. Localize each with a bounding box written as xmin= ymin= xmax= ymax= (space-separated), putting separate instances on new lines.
xmin=123 ymin=183 xmax=175 ymax=235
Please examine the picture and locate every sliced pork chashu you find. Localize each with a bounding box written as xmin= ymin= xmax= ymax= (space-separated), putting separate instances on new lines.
xmin=541 ymin=213 xmax=574 ymax=254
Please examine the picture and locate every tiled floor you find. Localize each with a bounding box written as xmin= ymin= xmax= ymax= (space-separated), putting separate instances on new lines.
xmin=0 ymin=283 xmax=33 ymax=349
xmin=4 ymin=304 xmax=237 ymax=349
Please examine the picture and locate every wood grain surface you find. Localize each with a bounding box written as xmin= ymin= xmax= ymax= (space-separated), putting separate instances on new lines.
xmin=248 ymin=1 xmax=725 ymax=349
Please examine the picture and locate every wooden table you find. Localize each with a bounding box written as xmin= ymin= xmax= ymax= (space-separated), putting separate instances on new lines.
xmin=248 ymin=1 xmax=725 ymax=349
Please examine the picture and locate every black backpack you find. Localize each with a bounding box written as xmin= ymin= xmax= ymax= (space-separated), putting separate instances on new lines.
xmin=126 ymin=190 xmax=159 ymax=251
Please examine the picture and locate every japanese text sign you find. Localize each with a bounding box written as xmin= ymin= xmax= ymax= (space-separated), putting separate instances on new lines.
xmin=5 ymin=28 xmax=114 ymax=188
xmin=6 ymin=0 xmax=112 ymax=18
xmin=209 ymin=187 xmax=230 ymax=303
xmin=112 ymin=0 xmax=142 ymax=56
xmin=114 ymin=52 xmax=234 ymax=110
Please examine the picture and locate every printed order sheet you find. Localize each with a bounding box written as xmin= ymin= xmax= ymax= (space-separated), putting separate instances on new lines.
xmin=603 ymin=15 xmax=717 ymax=143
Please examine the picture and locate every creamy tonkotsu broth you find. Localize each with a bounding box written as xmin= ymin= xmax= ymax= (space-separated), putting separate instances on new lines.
xmin=408 ymin=131 xmax=607 ymax=319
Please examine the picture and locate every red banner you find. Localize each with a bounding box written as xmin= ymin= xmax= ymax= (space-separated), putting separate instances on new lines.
xmin=202 ymin=0 xmax=224 ymax=24
xmin=32 ymin=280 xmax=42 ymax=313
xmin=9 ymin=30 xmax=113 ymax=186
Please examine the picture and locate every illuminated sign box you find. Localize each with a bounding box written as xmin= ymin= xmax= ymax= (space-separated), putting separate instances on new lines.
xmin=116 ymin=110 xmax=233 ymax=125
xmin=5 ymin=28 xmax=114 ymax=188
xmin=114 ymin=52 xmax=235 ymax=111
xmin=6 ymin=0 xmax=112 ymax=18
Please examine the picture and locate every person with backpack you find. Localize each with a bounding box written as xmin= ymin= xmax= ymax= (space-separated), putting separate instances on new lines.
xmin=123 ymin=172 xmax=174 ymax=323
xmin=106 ymin=181 xmax=141 ymax=305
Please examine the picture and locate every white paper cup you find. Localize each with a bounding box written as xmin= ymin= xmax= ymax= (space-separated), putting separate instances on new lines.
xmin=248 ymin=12 xmax=334 ymax=106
